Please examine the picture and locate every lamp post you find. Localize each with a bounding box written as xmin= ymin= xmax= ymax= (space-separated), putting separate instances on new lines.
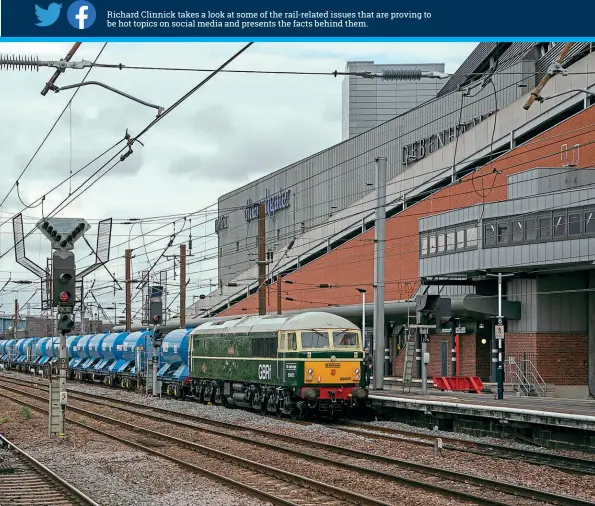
xmin=357 ymin=288 xmax=367 ymax=348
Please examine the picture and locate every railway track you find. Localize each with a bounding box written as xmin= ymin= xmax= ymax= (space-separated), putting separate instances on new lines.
xmin=333 ymin=423 xmax=595 ymax=476
xmin=1 ymin=376 xmax=593 ymax=506
xmin=0 ymin=383 xmax=392 ymax=506
xmin=4 ymin=374 xmax=595 ymax=476
xmin=0 ymin=432 xmax=101 ymax=506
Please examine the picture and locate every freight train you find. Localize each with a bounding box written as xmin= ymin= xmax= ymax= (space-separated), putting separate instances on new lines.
xmin=0 ymin=312 xmax=368 ymax=418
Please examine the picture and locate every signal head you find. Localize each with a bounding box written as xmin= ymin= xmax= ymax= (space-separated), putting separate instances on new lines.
xmin=60 ymin=240 xmax=67 ymax=248
xmin=42 ymin=222 xmax=49 ymax=230
xmin=59 ymin=272 xmax=72 ymax=283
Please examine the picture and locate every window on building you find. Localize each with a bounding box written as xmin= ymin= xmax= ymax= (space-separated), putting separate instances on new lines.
xmin=539 ymin=216 xmax=552 ymax=239
xmin=484 ymin=224 xmax=495 ymax=246
xmin=525 ymin=218 xmax=537 ymax=240
xmin=568 ymin=212 xmax=581 ymax=236
xmin=553 ymin=214 xmax=566 ymax=237
xmin=420 ymin=236 xmax=428 ymax=256
xmin=456 ymin=229 xmax=465 ymax=249
xmin=586 ymin=211 xmax=595 ymax=234
xmin=219 ymin=247 xmax=223 ymax=257
xmin=429 ymin=235 xmax=436 ymax=254
xmin=437 ymin=233 xmax=445 ymax=253
xmin=466 ymin=227 xmax=478 ymax=248
xmin=446 ymin=231 xmax=455 ymax=251
xmin=236 ymin=241 xmax=240 ymax=252
xmin=497 ymin=223 xmax=509 ymax=244
xmin=512 ymin=220 xmax=523 ymax=242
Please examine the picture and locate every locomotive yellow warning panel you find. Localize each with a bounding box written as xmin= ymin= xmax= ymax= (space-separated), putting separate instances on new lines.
xmin=304 ymin=361 xmax=360 ymax=383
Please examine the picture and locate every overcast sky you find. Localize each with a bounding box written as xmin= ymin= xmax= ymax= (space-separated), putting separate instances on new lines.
xmin=0 ymin=41 xmax=477 ymax=324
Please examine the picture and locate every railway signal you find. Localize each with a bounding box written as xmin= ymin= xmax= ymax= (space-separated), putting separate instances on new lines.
xmin=414 ymin=295 xmax=452 ymax=394
xmin=35 ymin=217 xmax=90 ymax=439
xmin=149 ymin=285 xmax=164 ymax=397
xmin=52 ymin=250 xmax=76 ymax=308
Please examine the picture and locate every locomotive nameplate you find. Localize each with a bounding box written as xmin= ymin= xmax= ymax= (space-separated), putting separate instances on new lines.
xmin=285 ymin=362 xmax=297 ymax=379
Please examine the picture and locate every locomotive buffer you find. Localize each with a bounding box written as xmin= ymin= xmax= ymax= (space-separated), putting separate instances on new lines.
xmin=37 ymin=218 xmax=90 ymax=438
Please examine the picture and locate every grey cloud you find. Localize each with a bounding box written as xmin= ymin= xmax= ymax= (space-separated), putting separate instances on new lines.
xmin=168 ymin=104 xmax=337 ymax=180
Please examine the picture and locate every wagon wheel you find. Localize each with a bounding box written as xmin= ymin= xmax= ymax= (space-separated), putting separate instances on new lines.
xmin=260 ymin=397 xmax=268 ymax=415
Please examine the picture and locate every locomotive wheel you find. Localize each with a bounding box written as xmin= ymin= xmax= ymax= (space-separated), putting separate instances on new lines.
xmin=260 ymin=399 xmax=268 ymax=415
xmin=290 ymin=410 xmax=300 ymax=421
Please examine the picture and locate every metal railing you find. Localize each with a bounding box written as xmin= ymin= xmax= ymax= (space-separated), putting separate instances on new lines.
xmin=504 ymin=352 xmax=547 ymax=396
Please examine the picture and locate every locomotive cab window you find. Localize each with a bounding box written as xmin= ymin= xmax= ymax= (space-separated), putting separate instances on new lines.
xmin=287 ymin=332 xmax=297 ymax=351
xmin=278 ymin=332 xmax=286 ymax=351
xmin=300 ymin=331 xmax=330 ymax=349
xmin=332 ymin=331 xmax=360 ymax=348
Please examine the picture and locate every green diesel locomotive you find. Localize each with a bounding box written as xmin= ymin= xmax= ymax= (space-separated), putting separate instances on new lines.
xmin=188 ymin=312 xmax=368 ymax=418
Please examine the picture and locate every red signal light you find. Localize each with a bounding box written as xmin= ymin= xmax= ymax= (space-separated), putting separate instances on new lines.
xmin=153 ymin=315 xmax=160 ymax=322
xmin=60 ymin=291 xmax=70 ymax=302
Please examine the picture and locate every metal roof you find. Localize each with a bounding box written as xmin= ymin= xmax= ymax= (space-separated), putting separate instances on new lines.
xmin=189 ymin=311 xmax=359 ymax=336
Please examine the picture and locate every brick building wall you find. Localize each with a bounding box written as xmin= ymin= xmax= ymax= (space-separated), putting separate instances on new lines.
xmin=25 ymin=317 xmax=110 ymax=337
xmin=220 ymin=106 xmax=595 ymax=315
xmin=538 ymin=334 xmax=588 ymax=385
xmin=505 ymin=332 xmax=588 ymax=385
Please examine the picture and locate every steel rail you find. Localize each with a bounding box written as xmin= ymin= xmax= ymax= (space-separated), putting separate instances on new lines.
xmin=6 ymin=374 xmax=595 ymax=474
xmin=1 ymin=378 xmax=592 ymax=506
xmin=333 ymin=423 xmax=595 ymax=475
xmin=0 ymin=387 xmax=393 ymax=506
xmin=0 ymin=433 xmax=101 ymax=506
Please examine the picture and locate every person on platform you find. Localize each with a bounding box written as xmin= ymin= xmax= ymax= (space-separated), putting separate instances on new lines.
xmin=363 ymin=347 xmax=373 ymax=387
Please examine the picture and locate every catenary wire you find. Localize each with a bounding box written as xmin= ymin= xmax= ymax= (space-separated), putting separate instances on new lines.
xmin=2 ymin=44 xmax=588 ymax=308
xmin=0 ymin=43 xmax=255 ymax=263
xmin=0 ymin=43 xmax=108 ymax=210
xmin=2 ymin=42 xmax=549 ymax=269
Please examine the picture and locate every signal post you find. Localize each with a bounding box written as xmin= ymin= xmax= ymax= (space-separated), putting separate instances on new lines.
xmin=149 ymin=285 xmax=164 ymax=396
xmin=37 ymin=218 xmax=90 ymax=437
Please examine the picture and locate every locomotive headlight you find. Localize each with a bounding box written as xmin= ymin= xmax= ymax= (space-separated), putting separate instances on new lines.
xmin=307 ymin=368 xmax=313 ymax=381
xmin=354 ymin=367 xmax=360 ymax=380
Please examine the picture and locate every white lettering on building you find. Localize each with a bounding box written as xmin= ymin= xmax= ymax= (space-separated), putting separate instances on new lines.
xmin=402 ymin=110 xmax=497 ymax=166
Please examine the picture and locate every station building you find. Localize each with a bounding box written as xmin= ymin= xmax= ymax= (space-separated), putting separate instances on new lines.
xmin=192 ymin=42 xmax=595 ymax=399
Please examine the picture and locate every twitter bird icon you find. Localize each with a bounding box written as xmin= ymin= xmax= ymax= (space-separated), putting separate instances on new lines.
xmin=35 ymin=3 xmax=62 ymax=26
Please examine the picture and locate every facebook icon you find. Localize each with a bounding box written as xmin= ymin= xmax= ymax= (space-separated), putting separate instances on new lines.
xmin=67 ymin=0 xmax=96 ymax=29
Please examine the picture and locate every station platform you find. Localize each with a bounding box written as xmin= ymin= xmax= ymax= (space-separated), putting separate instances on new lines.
xmin=367 ymin=379 xmax=595 ymax=450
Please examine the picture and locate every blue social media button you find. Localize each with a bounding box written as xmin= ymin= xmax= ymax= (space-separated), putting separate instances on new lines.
xmin=67 ymin=0 xmax=96 ymax=29
xmin=35 ymin=3 xmax=62 ymax=27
